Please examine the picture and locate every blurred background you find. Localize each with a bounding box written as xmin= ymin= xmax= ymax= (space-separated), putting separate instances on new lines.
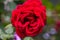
xmin=0 ymin=0 xmax=60 ymax=40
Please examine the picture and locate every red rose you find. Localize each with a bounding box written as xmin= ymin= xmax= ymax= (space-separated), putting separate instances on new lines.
xmin=11 ymin=0 xmax=46 ymax=39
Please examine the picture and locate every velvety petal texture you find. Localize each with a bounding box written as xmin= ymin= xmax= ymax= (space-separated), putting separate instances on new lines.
xmin=11 ymin=0 xmax=46 ymax=39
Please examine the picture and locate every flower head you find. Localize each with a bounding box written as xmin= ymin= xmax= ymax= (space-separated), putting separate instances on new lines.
xmin=11 ymin=0 xmax=46 ymax=39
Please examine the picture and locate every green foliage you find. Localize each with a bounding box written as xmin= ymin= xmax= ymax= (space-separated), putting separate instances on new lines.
xmin=55 ymin=33 xmax=60 ymax=40
xmin=0 ymin=24 xmax=14 ymax=40
xmin=55 ymin=3 xmax=60 ymax=13
xmin=47 ymin=17 xmax=54 ymax=25
xmin=24 ymin=37 xmax=34 ymax=40
xmin=42 ymin=0 xmax=54 ymax=10
xmin=14 ymin=0 xmax=25 ymax=4
xmin=0 ymin=0 xmax=4 ymax=2
xmin=0 ymin=3 xmax=4 ymax=13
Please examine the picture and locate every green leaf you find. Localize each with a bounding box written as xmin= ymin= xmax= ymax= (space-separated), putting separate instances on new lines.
xmin=24 ymin=37 xmax=34 ymax=40
xmin=5 ymin=24 xmax=14 ymax=34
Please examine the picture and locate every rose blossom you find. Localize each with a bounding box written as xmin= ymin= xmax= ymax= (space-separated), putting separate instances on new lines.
xmin=11 ymin=0 xmax=46 ymax=39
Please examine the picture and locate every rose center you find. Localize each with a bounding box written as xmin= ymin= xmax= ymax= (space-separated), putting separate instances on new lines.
xmin=23 ymin=13 xmax=38 ymax=24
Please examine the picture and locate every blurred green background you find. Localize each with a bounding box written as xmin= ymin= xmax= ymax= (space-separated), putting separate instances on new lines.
xmin=0 ymin=0 xmax=60 ymax=40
